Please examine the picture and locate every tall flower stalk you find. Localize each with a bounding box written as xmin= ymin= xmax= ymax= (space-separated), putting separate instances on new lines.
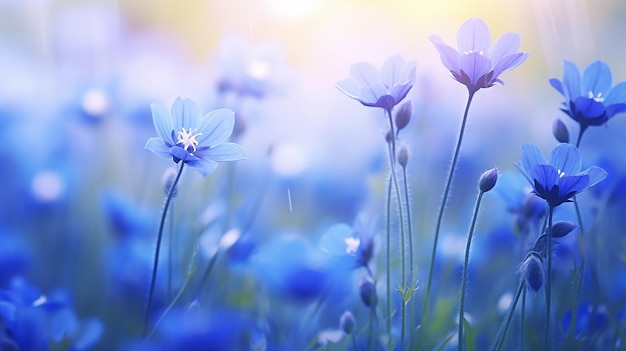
xmin=424 ymin=18 xmax=528 ymax=315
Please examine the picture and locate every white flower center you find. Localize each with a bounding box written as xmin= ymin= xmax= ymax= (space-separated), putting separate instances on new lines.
xmin=345 ymin=237 xmax=360 ymax=254
xmin=557 ymin=169 xmax=565 ymax=178
xmin=464 ymin=49 xmax=484 ymax=55
xmin=587 ymin=91 xmax=605 ymax=102
xmin=177 ymin=127 xmax=203 ymax=153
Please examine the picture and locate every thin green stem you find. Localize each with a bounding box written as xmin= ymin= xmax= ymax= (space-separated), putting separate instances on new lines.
xmin=424 ymin=91 xmax=475 ymax=316
xmin=493 ymin=280 xmax=525 ymax=351
xmin=385 ymin=176 xmax=392 ymax=342
xmin=459 ymin=190 xmax=485 ymax=351
xmin=545 ymin=206 xmax=554 ymax=351
xmin=368 ymin=304 xmax=375 ymax=351
xmin=143 ymin=162 xmax=184 ymax=338
xmin=168 ymin=202 xmax=175 ymax=301
xmin=401 ymin=165 xmax=415 ymax=348
xmin=521 ymin=286 xmax=526 ymax=351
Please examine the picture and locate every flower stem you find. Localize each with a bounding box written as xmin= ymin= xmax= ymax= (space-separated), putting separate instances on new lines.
xmin=143 ymin=162 xmax=184 ymax=338
xmin=424 ymin=91 xmax=475 ymax=316
xmin=521 ymin=286 xmax=526 ymax=350
xmin=492 ymin=280 xmax=525 ymax=351
xmin=401 ymin=163 xmax=415 ymax=347
xmin=168 ymin=202 xmax=175 ymax=301
xmin=385 ymin=176 xmax=392 ymax=342
xmin=459 ymin=190 xmax=485 ymax=351
xmin=545 ymin=206 xmax=554 ymax=351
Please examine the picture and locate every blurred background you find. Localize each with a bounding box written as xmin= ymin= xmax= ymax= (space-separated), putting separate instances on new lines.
xmin=2 ymin=0 xmax=626 ymax=349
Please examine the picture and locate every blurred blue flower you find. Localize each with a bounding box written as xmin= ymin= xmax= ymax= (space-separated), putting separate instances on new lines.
xmin=561 ymin=302 xmax=609 ymax=340
xmin=335 ymin=54 xmax=416 ymax=113
xmin=514 ymin=143 xmax=607 ymax=208
xmin=550 ymin=61 xmax=626 ymax=143
xmin=429 ymin=18 xmax=528 ymax=93
xmin=145 ymin=97 xmax=246 ymax=176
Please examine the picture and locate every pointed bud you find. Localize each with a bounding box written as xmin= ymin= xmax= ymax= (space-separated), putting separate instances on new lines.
xmin=162 ymin=167 xmax=179 ymax=197
xmin=553 ymin=118 xmax=570 ymax=143
xmin=478 ymin=168 xmax=498 ymax=193
xmin=359 ymin=279 xmax=377 ymax=308
xmin=395 ymin=101 xmax=412 ymax=134
xmin=385 ymin=130 xmax=393 ymax=145
xmin=397 ymin=144 xmax=410 ymax=168
xmin=355 ymin=236 xmax=374 ymax=268
xmin=550 ymin=221 xmax=577 ymax=238
xmin=339 ymin=311 xmax=356 ymax=334
xmin=522 ymin=252 xmax=544 ymax=292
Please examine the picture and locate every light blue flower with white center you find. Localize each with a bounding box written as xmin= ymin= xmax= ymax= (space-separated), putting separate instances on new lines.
xmin=145 ymin=97 xmax=247 ymax=176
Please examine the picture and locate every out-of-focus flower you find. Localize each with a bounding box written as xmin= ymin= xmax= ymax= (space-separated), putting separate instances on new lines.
xmin=335 ymin=54 xmax=416 ymax=113
xmin=359 ymin=279 xmax=377 ymax=308
xmin=145 ymin=97 xmax=246 ymax=177
xmin=552 ymin=118 xmax=570 ymax=143
xmin=514 ymin=143 xmax=607 ymax=208
xmin=519 ymin=252 xmax=544 ymax=292
xmin=550 ymin=61 xmax=626 ymax=142
xmin=339 ymin=311 xmax=356 ymax=335
xmin=561 ymin=302 xmax=609 ymax=340
xmin=429 ymin=18 xmax=528 ymax=94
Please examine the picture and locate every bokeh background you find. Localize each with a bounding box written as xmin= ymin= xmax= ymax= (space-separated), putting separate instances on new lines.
xmin=2 ymin=0 xmax=626 ymax=349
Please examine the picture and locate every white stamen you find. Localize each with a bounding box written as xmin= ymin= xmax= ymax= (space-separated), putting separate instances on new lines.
xmin=345 ymin=237 xmax=360 ymax=254
xmin=557 ymin=169 xmax=565 ymax=178
xmin=177 ymin=127 xmax=202 ymax=152
xmin=464 ymin=49 xmax=484 ymax=55
xmin=587 ymin=91 xmax=605 ymax=103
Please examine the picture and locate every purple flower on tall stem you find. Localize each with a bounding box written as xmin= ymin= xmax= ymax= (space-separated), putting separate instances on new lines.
xmin=145 ymin=97 xmax=247 ymax=177
xmin=429 ymin=18 xmax=528 ymax=94
xmin=514 ymin=143 xmax=607 ymax=208
xmin=335 ymin=54 xmax=416 ymax=113
xmin=549 ymin=61 xmax=626 ymax=146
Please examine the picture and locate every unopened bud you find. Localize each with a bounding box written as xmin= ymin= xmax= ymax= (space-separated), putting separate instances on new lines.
xmin=522 ymin=252 xmax=544 ymax=292
xmin=395 ymin=101 xmax=412 ymax=134
xmin=359 ymin=279 xmax=377 ymax=308
xmin=550 ymin=221 xmax=577 ymax=238
xmin=339 ymin=311 xmax=356 ymax=334
xmin=553 ymin=118 xmax=570 ymax=144
xmin=478 ymin=167 xmax=498 ymax=193
xmin=397 ymin=145 xmax=410 ymax=168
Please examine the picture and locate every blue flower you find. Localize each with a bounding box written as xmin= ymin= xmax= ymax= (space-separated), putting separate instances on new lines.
xmin=145 ymin=97 xmax=246 ymax=176
xmin=514 ymin=143 xmax=607 ymax=208
xmin=549 ymin=61 xmax=626 ymax=141
xmin=429 ymin=18 xmax=528 ymax=93
xmin=335 ymin=54 xmax=416 ymax=113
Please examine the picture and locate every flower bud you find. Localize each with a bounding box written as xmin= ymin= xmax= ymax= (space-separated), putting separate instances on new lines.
xmin=522 ymin=252 xmax=544 ymax=292
xmin=553 ymin=118 xmax=570 ymax=143
xmin=478 ymin=167 xmax=498 ymax=193
xmin=550 ymin=221 xmax=577 ymax=238
xmin=359 ymin=279 xmax=377 ymax=308
xmin=395 ymin=101 xmax=412 ymax=133
xmin=355 ymin=236 xmax=374 ymax=268
xmin=397 ymin=144 xmax=410 ymax=168
xmin=339 ymin=311 xmax=356 ymax=334
xmin=162 ymin=167 xmax=179 ymax=197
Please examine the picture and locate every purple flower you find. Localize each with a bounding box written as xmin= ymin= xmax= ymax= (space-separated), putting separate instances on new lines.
xmin=335 ymin=54 xmax=416 ymax=112
xmin=514 ymin=143 xmax=607 ymax=208
xmin=550 ymin=61 xmax=626 ymax=141
xmin=145 ymin=97 xmax=246 ymax=177
xmin=429 ymin=18 xmax=528 ymax=93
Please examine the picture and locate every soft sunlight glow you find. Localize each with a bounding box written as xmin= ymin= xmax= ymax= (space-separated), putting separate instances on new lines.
xmin=31 ymin=171 xmax=64 ymax=202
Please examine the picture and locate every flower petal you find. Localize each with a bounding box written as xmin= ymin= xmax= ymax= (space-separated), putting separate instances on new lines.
xmin=197 ymin=108 xmax=235 ymax=146
xmin=605 ymin=81 xmax=626 ymax=105
xmin=549 ymin=78 xmax=565 ymax=96
xmin=572 ymin=97 xmax=606 ymax=120
xmin=380 ymin=54 xmax=405 ymax=89
xmin=429 ymin=35 xmax=460 ymax=73
xmin=145 ymin=137 xmax=173 ymax=160
xmin=350 ymin=62 xmax=380 ymax=87
xmin=171 ymin=97 xmax=201 ymax=132
xmin=514 ymin=162 xmax=533 ymax=186
xmin=562 ymin=61 xmax=582 ymax=100
xmin=582 ymin=61 xmax=612 ymax=96
xmin=186 ymin=157 xmax=218 ymax=177
xmin=520 ymin=144 xmax=547 ymax=174
xmin=358 ymin=83 xmax=388 ymax=106
xmin=202 ymin=143 xmax=247 ymax=162
xmin=579 ymin=166 xmax=608 ymax=188
xmin=390 ymin=83 xmax=413 ymax=106
xmin=549 ymin=143 xmax=581 ymax=176
xmin=489 ymin=33 xmax=521 ymax=63
xmin=531 ymin=164 xmax=560 ymax=191
xmin=456 ymin=18 xmax=491 ymax=54
xmin=558 ymin=175 xmax=590 ymax=197
xmin=606 ymin=103 xmax=626 ymax=118
xmin=492 ymin=52 xmax=528 ymax=79
xmin=169 ymin=146 xmax=194 ymax=162
xmin=335 ymin=79 xmax=361 ymax=100
xmin=150 ymin=103 xmax=174 ymax=144
xmin=459 ymin=52 xmax=491 ymax=86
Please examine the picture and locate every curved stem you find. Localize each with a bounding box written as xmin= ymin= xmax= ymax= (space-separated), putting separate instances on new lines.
xmin=385 ymin=175 xmax=392 ymax=342
xmin=545 ymin=206 xmax=554 ymax=351
xmin=401 ymin=165 xmax=415 ymax=347
xmin=143 ymin=162 xmax=185 ymax=338
xmin=493 ymin=280 xmax=525 ymax=351
xmin=459 ymin=190 xmax=485 ymax=351
xmin=424 ymin=91 xmax=475 ymax=315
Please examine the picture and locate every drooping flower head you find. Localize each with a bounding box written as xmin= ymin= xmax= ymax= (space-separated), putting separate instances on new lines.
xmin=514 ymin=143 xmax=607 ymax=208
xmin=335 ymin=54 xmax=416 ymax=113
xmin=549 ymin=61 xmax=626 ymax=142
xmin=429 ymin=18 xmax=528 ymax=94
xmin=145 ymin=97 xmax=247 ymax=176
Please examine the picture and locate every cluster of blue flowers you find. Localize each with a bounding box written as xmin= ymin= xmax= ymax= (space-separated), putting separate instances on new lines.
xmin=3 ymin=10 xmax=626 ymax=351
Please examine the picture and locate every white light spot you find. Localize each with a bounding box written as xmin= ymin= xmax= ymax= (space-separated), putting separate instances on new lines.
xmin=464 ymin=49 xmax=484 ymax=55
xmin=587 ymin=91 xmax=605 ymax=102
xmin=177 ymin=127 xmax=202 ymax=152
xmin=32 ymin=294 xmax=47 ymax=307
xmin=557 ymin=169 xmax=565 ymax=178
xmin=31 ymin=171 xmax=64 ymax=202
xmin=246 ymin=60 xmax=270 ymax=80
xmin=498 ymin=292 xmax=513 ymax=313
xmin=344 ymin=237 xmax=360 ymax=254
xmin=287 ymin=188 xmax=293 ymax=212
xmin=219 ymin=228 xmax=241 ymax=250
xmin=81 ymin=88 xmax=109 ymax=117
xmin=270 ymin=143 xmax=308 ymax=177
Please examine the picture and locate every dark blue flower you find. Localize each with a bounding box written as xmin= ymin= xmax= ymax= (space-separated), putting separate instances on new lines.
xmin=145 ymin=97 xmax=246 ymax=176
xmin=429 ymin=18 xmax=528 ymax=93
xmin=514 ymin=143 xmax=607 ymax=208
xmin=335 ymin=54 xmax=416 ymax=112
xmin=550 ymin=61 xmax=626 ymax=140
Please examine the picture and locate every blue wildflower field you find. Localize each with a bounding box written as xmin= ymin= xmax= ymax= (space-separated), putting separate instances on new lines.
xmin=2 ymin=1 xmax=626 ymax=350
